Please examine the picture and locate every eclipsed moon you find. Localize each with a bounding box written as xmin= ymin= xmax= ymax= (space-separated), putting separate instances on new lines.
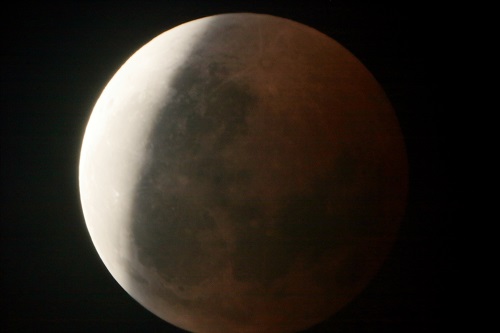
xmin=79 ymin=13 xmax=408 ymax=333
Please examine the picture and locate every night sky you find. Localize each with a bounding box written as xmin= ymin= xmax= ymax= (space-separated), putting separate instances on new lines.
xmin=2 ymin=1 xmax=452 ymax=332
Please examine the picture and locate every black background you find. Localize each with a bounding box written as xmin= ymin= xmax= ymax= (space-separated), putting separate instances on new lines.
xmin=2 ymin=1 xmax=452 ymax=332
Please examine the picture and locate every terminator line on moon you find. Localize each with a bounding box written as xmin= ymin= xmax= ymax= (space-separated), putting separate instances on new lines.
xmin=79 ymin=13 xmax=408 ymax=333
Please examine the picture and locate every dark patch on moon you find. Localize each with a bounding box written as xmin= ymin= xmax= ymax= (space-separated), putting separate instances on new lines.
xmin=131 ymin=18 xmax=260 ymax=289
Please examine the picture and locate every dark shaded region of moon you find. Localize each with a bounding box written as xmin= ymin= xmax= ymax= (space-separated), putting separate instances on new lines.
xmin=79 ymin=13 xmax=407 ymax=333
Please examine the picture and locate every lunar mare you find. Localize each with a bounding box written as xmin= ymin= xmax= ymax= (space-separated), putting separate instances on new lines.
xmin=79 ymin=13 xmax=408 ymax=333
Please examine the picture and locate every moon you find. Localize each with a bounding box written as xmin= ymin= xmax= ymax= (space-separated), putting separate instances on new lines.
xmin=79 ymin=13 xmax=407 ymax=333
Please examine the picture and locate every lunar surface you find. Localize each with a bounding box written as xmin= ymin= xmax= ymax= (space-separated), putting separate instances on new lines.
xmin=79 ymin=13 xmax=408 ymax=333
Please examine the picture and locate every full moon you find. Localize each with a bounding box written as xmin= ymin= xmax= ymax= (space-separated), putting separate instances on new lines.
xmin=79 ymin=13 xmax=407 ymax=333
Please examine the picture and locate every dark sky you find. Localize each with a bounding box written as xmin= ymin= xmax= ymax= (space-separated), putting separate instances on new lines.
xmin=2 ymin=1 xmax=452 ymax=332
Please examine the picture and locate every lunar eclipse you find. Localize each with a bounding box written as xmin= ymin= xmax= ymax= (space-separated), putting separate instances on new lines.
xmin=78 ymin=12 xmax=407 ymax=333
